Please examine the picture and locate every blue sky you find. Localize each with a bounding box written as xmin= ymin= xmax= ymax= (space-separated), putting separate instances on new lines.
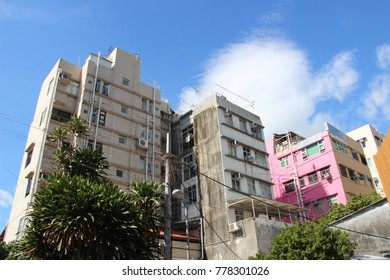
xmin=1 ymin=0 xmax=390 ymax=232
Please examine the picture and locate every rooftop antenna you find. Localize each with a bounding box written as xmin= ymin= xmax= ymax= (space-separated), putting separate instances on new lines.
xmin=215 ymin=83 xmax=255 ymax=109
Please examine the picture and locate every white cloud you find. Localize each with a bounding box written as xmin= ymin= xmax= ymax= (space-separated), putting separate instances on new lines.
xmin=376 ymin=44 xmax=390 ymax=70
xmin=178 ymin=36 xmax=358 ymax=138
xmin=0 ymin=189 xmax=13 ymax=208
xmin=362 ymin=74 xmax=390 ymax=120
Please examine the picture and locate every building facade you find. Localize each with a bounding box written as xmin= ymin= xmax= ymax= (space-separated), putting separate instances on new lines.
xmin=347 ymin=124 xmax=385 ymax=197
xmin=171 ymin=94 xmax=304 ymax=260
xmin=374 ymin=126 xmax=390 ymax=204
xmin=266 ymin=123 xmax=376 ymax=220
xmin=5 ymin=48 xmax=170 ymax=242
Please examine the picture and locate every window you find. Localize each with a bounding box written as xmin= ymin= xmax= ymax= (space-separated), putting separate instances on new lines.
xmin=25 ymin=148 xmax=33 ymax=168
xmin=348 ymin=168 xmax=356 ymax=180
xmin=308 ymin=171 xmax=319 ymax=184
xmin=141 ymin=98 xmax=147 ymax=111
xmin=116 ymin=169 xmax=124 ymax=178
xmin=360 ymin=154 xmax=367 ymax=165
xmin=148 ymin=101 xmax=154 ymax=113
xmin=224 ymin=114 xmax=233 ymax=126
xmin=139 ymin=156 xmax=146 ymax=171
xmin=94 ymin=80 xmax=101 ymax=93
xmin=228 ymin=140 xmax=237 ymax=157
xmin=122 ymin=77 xmax=129 ymax=86
xmin=102 ymin=83 xmax=109 ymax=96
xmin=339 ymin=164 xmax=348 ymax=177
xmin=284 ymin=181 xmax=295 ymax=193
xmin=139 ymin=156 xmax=151 ymax=172
xmin=39 ymin=108 xmax=47 ymax=127
xmin=255 ymin=152 xmax=268 ymax=168
xmin=260 ymin=183 xmax=273 ymax=199
xmin=25 ymin=176 xmax=33 ymax=197
xmin=301 ymin=141 xmax=324 ymax=159
xmin=118 ymin=135 xmax=127 ymax=145
xmin=182 ymin=153 xmax=196 ymax=181
xmin=320 ymin=167 xmax=331 ymax=180
xmin=351 ymin=149 xmax=359 ymax=161
xmin=182 ymin=126 xmax=194 ymax=150
xmin=187 ymin=184 xmax=197 ymax=204
xmin=280 ymin=156 xmax=289 ymax=167
xmin=16 ymin=217 xmax=25 ymax=240
xmin=248 ymin=179 xmax=256 ymax=195
xmin=332 ymin=139 xmax=348 ymax=154
xmin=239 ymin=119 xmax=247 ymax=133
xmin=235 ymin=210 xmax=244 ymax=222
xmin=327 ymin=195 xmax=338 ymax=208
xmin=243 ymin=147 xmax=251 ymax=160
xmin=92 ymin=109 xmax=106 ymax=126
xmin=47 ymin=78 xmax=53 ymax=95
xmin=251 ymin=125 xmax=264 ymax=140
xmin=87 ymin=140 xmax=103 ymax=153
xmin=51 ymin=108 xmax=71 ymax=123
xmin=232 ymin=175 xmax=241 ymax=191
xmin=299 ymin=177 xmax=305 ymax=188
xmin=314 ymin=200 xmax=325 ymax=213
xmin=140 ymin=125 xmax=153 ymax=140
xmin=120 ymin=106 xmax=128 ymax=114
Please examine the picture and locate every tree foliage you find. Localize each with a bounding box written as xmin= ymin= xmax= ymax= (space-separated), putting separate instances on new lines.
xmin=320 ymin=192 xmax=381 ymax=224
xmin=250 ymin=192 xmax=381 ymax=260
xmin=20 ymin=174 xmax=160 ymax=259
xmin=268 ymin=222 xmax=355 ymax=260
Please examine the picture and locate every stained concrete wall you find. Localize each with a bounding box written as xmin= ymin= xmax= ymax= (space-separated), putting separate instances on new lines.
xmin=330 ymin=199 xmax=390 ymax=257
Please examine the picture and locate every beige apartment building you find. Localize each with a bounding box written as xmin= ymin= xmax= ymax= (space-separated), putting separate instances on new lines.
xmin=347 ymin=124 xmax=386 ymax=197
xmin=5 ymin=48 xmax=170 ymax=242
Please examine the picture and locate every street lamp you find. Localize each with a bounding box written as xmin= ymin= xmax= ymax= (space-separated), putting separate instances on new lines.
xmin=172 ymin=188 xmax=190 ymax=260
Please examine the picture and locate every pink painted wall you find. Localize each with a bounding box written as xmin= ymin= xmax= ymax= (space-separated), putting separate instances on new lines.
xmin=266 ymin=131 xmax=347 ymax=219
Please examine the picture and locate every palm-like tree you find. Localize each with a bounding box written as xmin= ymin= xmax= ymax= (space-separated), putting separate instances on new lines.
xmin=66 ymin=116 xmax=89 ymax=147
xmin=48 ymin=126 xmax=68 ymax=149
xmin=21 ymin=174 xmax=158 ymax=259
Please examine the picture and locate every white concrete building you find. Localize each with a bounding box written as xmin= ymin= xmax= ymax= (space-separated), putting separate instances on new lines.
xmin=5 ymin=48 xmax=170 ymax=242
xmin=172 ymin=95 xmax=304 ymax=260
xmin=347 ymin=124 xmax=386 ymax=197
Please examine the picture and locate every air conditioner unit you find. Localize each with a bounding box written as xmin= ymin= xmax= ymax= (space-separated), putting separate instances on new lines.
xmin=245 ymin=155 xmax=255 ymax=162
xmin=228 ymin=222 xmax=242 ymax=233
xmin=311 ymin=199 xmax=318 ymax=204
xmin=138 ymin=138 xmax=149 ymax=149
xmin=323 ymin=172 xmax=332 ymax=180
xmin=185 ymin=134 xmax=192 ymax=143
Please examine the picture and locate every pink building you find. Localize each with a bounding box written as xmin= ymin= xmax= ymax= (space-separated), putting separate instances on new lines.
xmin=266 ymin=123 xmax=375 ymax=220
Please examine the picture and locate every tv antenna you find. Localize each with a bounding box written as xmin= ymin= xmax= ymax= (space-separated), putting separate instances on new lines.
xmin=215 ymin=83 xmax=255 ymax=109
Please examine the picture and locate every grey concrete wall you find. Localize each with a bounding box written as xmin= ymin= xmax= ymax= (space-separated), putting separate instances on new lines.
xmin=330 ymin=199 xmax=390 ymax=257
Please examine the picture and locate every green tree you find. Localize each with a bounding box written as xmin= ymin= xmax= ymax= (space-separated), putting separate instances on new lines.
xmin=266 ymin=221 xmax=355 ymax=260
xmin=20 ymin=174 xmax=160 ymax=259
xmin=321 ymin=192 xmax=381 ymax=224
xmin=250 ymin=192 xmax=381 ymax=260
xmin=129 ymin=180 xmax=164 ymax=257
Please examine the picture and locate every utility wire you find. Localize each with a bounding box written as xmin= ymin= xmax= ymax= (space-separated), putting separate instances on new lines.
xmin=174 ymin=173 xmax=242 ymax=260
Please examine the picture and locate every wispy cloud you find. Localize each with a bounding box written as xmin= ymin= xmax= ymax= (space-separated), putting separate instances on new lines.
xmin=361 ymin=44 xmax=390 ymax=124
xmin=376 ymin=43 xmax=390 ymax=70
xmin=0 ymin=189 xmax=13 ymax=208
xmin=178 ymin=36 xmax=358 ymax=138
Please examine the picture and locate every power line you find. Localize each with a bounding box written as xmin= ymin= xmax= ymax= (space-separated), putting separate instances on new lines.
xmin=174 ymin=173 xmax=242 ymax=260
